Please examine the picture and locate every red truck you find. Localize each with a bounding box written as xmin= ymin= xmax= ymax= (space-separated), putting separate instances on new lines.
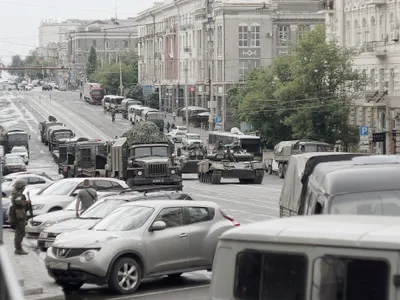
xmin=83 ymin=83 xmax=105 ymax=105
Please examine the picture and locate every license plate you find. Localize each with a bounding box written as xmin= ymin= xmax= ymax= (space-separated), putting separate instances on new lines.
xmin=39 ymin=232 xmax=48 ymax=238
xmin=153 ymin=179 xmax=163 ymax=183
xmin=49 ymin=262 xmax=68 ymax=270
xmin=45 ymin=242 xmax=53 ymax=248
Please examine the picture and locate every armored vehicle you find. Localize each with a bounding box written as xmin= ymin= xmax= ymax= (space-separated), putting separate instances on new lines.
xmin=47 ymin=126 xmax=74 ymax=152
xmin=107 ymin=137 xmax=181 ymax=188
xmin=121 ymin=98 xmax=142 ymax=119
xmin=72 ymin=140 xmax=106 ymax=177
xmin=198 ymin=144 xmax=264 ymax=184
xmin=177 ymin=144 xmax=206 ymax=174
xmin=57 ymin=137 xmax=89 ymax=177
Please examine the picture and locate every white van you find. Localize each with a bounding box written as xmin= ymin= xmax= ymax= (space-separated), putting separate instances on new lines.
xmin=211 ymin=215 xmax=399 ymax=300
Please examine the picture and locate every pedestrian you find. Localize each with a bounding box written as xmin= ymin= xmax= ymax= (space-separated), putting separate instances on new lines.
xmin=80 ymin=91 xmax=82 ymax=99
xmin=111 ymin=109 xmax=116 ymax=122
xmin=166 ymin=121 xmax=171 ymax=132
xmin=173 ymin=112 xmax=176 ymax=121
xmin=171 ymin=123 xmax=176 ymax=129
xmin=9 ymin=179 xmax=30 ymax=255
xmin=75 ymin=179 xmax=97 ymax=217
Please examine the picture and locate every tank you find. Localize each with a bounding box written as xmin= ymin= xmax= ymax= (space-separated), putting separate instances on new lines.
xmin=177 ymin=144 xmax=206 ymax=174
xmin=197 ymin=144 xmax=265 ymax=184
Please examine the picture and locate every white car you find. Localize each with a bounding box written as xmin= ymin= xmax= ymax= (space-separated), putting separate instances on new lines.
xmin=25 ymin=84 xmax=34 ymax=91
xmin=167 ymin=130 xmax=186 ymax=143
xmin=182 ymin=133 xmax=203 ymax=148
xmin=175 ymin=126 xmax=188 ymax=133
xmin=11 ymin=146 xmax=29 ymax=164
xmin=1 ymin=173 xmax=53 ymax=198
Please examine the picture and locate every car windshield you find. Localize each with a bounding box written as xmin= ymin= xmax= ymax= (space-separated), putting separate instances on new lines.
xmin=54 ymin=132 xmax=71 ymax=139
xmin=7 ymin=133 xmax=27 ymax=141
xmin=188 ymin=135 xmax=200 ymax=140
xmin=175 ymin=132 xmax=185 ymax=136
xmin=93 ymin=206 xmax=153 ymax=231
xmin=329 ymin=190 xmax=400 ymax=216
xmin=92 ymin=90 xmax=102 ymax=96
xmin=177 ymin=127 xmax=187 ymax=131
xmin=80 ymin=199 xmax=126 ymax=219
xmin=38 ymin=180 xmax=77 ymax=196
xmin=11 ymin=147 xmax=26 ymax=153
xmin=134 ymin=146 xmax=168 ymax=157
xmin=5 ymin=156 xmax=23 ymax=164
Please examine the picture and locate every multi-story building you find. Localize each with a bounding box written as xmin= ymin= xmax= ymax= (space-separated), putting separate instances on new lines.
xmin=66 ymin=18 xmax=138 ymax=84
xmin=326 ymin=0 xmax=400 ymax=154
xmin=136 ymin=0 xmax=325 ymax=130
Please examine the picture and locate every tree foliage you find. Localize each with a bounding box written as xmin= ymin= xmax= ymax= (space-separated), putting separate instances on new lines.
xmin=24 ymin=50 xmax=48 ymax=79
xmin=122 ymin=121 xmax=168 ymax=146
xmin=8 ymin=55 xmax=25 ymax=78
xmin=229 ymin=25 xmax=364 ymax=148
xmin=91 ymin=50 xmax=138 ymax=95
xmin=86 ymin=46 xmax=97 ymax=80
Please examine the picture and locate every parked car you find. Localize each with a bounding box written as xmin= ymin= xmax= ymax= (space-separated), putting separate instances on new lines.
xmin=174 ymin=126 xmax=188 ymax=133
xmin=3 ymin=154 xmax=26 ymax=174
xmin=167 ymin=131 xmax=186 ymax=143
xmin=24 ymin=178 xmax=128 ymax=238
xmin=10 ymin=146 xmax=29 ymax=164
xmin=38 ymin=190 xmax=193 ymax=250
xmin=42 ymin=84 xmax=52 ymax=91
xmin=59 ymin=85 xmax=67 ymax=91
xmin=45 ymin=200 xmax=239 ymax=293
xmin=1 ymin=173 xmax=53 ymax=197
xmin=25 ymin=84 xmax=34 ymax=91
xmin=181 ymin=133 xmax=203 ymax=148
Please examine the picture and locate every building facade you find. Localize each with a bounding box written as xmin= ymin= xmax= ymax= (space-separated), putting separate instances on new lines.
xmin=136 ymin=0 xmax=325 ymax=130
xmin=66 ymin=18 xmax=138 ymax=85
xmin=326 ymin=0 xmax=400 ymax=154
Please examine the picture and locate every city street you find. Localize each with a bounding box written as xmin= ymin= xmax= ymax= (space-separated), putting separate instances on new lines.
xmin=0 ymin=89 xmax=282 ymax=299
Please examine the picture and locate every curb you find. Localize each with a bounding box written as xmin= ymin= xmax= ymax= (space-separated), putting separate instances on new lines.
xmin=24 ymin=287 xmax=44 ymax=296
xmin=25 ymin=293 xmax=65 ymax=300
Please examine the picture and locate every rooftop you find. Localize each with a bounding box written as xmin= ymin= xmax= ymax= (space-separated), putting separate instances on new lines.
xmin=221 ymin=215 xmax=400 ymax=250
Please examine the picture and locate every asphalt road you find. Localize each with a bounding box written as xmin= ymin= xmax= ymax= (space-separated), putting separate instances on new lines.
xmin=0 ymin=89 xmax=283 ymax=299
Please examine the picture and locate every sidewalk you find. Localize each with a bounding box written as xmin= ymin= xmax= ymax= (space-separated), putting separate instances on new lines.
xmin=3 ymin=229 xmax=65 ymax=300
xmin=164 ymin=112 xmax=210 ymax=141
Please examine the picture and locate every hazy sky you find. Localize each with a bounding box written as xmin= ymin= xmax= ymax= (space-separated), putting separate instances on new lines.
xmin=0 ymin=0 xmax=154 ymax=64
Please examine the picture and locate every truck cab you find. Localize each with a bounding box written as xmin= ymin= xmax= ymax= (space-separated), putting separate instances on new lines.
xmin=109 ymin=96 xmax=124 ymax=112
xmin=74 ymin=140 xmax=106 ymax=177
xmin=48 ymin=126 xmax=74 ymax=152
xmin=0 ymin=129 xmax=30 ymax=156
xmin=59 ymin=137 xmax=89 ymax=177
xmin=121 ymin=99 xmax=142 ymax=119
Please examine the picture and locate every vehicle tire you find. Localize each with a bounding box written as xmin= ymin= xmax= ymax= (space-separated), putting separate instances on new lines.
xmin=48 ymin=144 xmax=51 ymax=152
xmin=168 ymin=273 xmax=183 ymax=279
xmin=48 ymin=207 xmax=62 ymax=212
xmin=239 ymin=179 xmax=248 ymax=184
xmin=198 ymin=173 xmax=202 ymax=182
xmin=211 ymin=172 xmax=221 ymax=184
xmin=126 ymin=177 xmax=135 ymax=187
xmin=173 ymin=138 xmax=177 ymax=143
xmin=253 ymin=175 xmax=263 ymax=184
xmin=57 ymin=282 xmax=83 ymax=292
xmin=44 ymin=140 xmax=48 ymax=146
xmin=278 ymin=163 xmax=285 ymax=179
xmin=108 ymin=257 xmax=141 ymax=295
xmin=268 ymin=165 xmax=272 ymax=175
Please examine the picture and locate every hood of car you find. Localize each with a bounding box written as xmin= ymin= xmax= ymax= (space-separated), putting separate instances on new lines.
xmin=188 ymin=139 xmax=203 ymax=144
xmin=46 ymin=218 xmax=99 ymax=234
xmin=31 ymin=195 xmax=73 ymax=205
xmin=5 ymin=163 xmax=25 ymax=167
xmin=53 ymin=230 xmax=122 ymax=248
xmin=134 ymin=157 xmax=169 ymax=164
xmin=32 ymin=210 xmax=76 ymax=223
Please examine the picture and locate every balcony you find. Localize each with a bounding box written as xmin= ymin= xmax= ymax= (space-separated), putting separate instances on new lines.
xmin=365 ymin=90 xmax=379 ymax=102
xmin=365 ymin=0 xmax=386 ymax=5
xmin=359 ymin=41 xmax=387 ymax=57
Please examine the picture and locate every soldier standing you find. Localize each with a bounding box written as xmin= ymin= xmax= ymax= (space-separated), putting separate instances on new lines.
xmin=166 ymin=122 xmax=171 ymax=132
xmin=10 ymin=179 xmax=30 ymax=255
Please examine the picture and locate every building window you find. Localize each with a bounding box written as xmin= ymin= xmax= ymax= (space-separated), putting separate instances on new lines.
xmin=239 ymin=24 xmax=248 ymax=47
xmin=380 ymin=15 xmax=385 ymax=40
xmin=390 ymin=68 xmax=395 ymax=95
xmin=346 ymin=21 xmax=351 ymax=46
xmin=92 ymin=39 xmax=96 ymax=48
xmin=362 ymin=18 xmax=368 ymax=42
xmin=250 ymin=24 xmax=260 ymax=47
xmin=370 ymin=69 xmax=375 ymax=90
xmin=297 ymin=25 xmax=310 ymax=42
xmin=379 ymin=68 xmax=385 ymax=92
xmin=370 ymin=17 xmax=376 ymax=42
xmin=217 ymin=26 xmax=222 ymax=55
xmin=239 ymin=59 xmax=260 ymax=82
xmin=354 ymin=20 xmax=360 ymax=45
xmin=278 ymin=25 xmax=289 ymax=46
xmin=123 ymin=40 xmax=128 ymax=48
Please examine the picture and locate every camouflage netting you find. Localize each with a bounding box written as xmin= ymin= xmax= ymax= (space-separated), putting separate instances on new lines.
xmin=122 ymin=121 xmax=169 ymax=146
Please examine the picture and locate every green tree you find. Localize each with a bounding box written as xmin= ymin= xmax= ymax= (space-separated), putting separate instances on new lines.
xmin=146 ymin=93 xmax=159 ymax=109
xmin=230 ymin=25 xmax=364 ymax=148
xmin=87 ymin=46 xmax=97 ymax=79
xmin=24 ymin=50 xmax=48 ymax=79
xmin=8 ymin=55 xmax=25 ymax=78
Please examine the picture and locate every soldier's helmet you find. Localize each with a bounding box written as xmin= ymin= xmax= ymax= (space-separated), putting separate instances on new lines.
xmin=14 ymin=179 xmax=27 ymax=190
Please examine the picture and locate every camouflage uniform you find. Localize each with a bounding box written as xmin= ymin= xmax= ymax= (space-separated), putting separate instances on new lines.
xmin=10 ymin=179 xmax=29 ymax=255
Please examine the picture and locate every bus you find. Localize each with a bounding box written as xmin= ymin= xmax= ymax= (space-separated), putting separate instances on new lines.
xmin=208 ymin=130 xmax=262 ymax=160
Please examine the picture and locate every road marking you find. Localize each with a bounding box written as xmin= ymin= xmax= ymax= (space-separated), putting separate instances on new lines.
xmin=110 ymin=284 xmax=210 ymax=299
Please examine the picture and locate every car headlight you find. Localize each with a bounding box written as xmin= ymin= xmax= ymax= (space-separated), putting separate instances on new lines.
xmin=43 ymin=220 xmax=58 ymax=227
xmin=79 ymin=249 xmax=99 ymax=263
xmin=31 ymin=204 xmax=44 ymax=210
xmin=171 ymin=169 xmax=176 ymax=174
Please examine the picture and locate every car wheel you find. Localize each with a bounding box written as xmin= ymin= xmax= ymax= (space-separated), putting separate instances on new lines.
xmin=57 ymin=282 xmax=83 ymax=292
xmin=108 ymin=257 xmax=141 ymax=294
xmin=168 ymin=273 xmax=183 ymax=279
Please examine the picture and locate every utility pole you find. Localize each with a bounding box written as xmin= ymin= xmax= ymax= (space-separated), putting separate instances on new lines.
xmin=184 ymin=61 xmax=189 ymax=132
xmin=159 ymin=58 xmax=162 ymax=111
xmin=206 ymin=0 xmax=214 ymax=131
xmin=119 ymin=57 xmax=123 ymax=96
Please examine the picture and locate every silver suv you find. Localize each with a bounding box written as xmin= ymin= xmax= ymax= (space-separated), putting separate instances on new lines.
xmin=44 ymin=200 xmax=239 ymax=294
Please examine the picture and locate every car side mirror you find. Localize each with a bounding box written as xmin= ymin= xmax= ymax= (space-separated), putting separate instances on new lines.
xmin=149 ymin=220 xmax=166 ymax=232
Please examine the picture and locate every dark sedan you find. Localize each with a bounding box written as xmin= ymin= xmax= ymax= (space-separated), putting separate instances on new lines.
xmin=3 ymin=155 xmax=26 ymax=175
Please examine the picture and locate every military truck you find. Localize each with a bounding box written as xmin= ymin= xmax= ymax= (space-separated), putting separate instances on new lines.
xmin=57 ymin=137 xmax=88 ymax=177
xmin=265 ymin=140 xmax=333 ymax=179
xmin=176 ymin=144 xmax=206 ymax=174
xmin=67 ymin=140 xmax=104 ymax=177
xmin=0 ymin=129 xmax=30 ymax=155
xmin=42 ymin=122 xmax=65 ymax=145
xmin=47 ymin=126 xmax=74 ymax=152
xmin=121 ymin=98 xmax=142 ymax=119
xmin=107 ymin=137 xmax=181 ymax=188
xmin=198 ymin=144 xmax=264 ymax=184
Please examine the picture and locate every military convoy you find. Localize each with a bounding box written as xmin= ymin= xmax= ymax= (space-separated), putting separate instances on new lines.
xmin=197 ymin=143 xmax=264 ymax=184
xmin=176 ymin=144 xmax=206 ymax=174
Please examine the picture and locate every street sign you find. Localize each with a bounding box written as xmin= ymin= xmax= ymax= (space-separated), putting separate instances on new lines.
xmin=215 ymin=116 xmax=222 ymax=124
xmin=142 ymin=85 xmax=153 ymax=96
xmin=215 ymin=123 xmax=223 ymax=130
xmin=359 ymin=126 xmax=369 ymax=136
